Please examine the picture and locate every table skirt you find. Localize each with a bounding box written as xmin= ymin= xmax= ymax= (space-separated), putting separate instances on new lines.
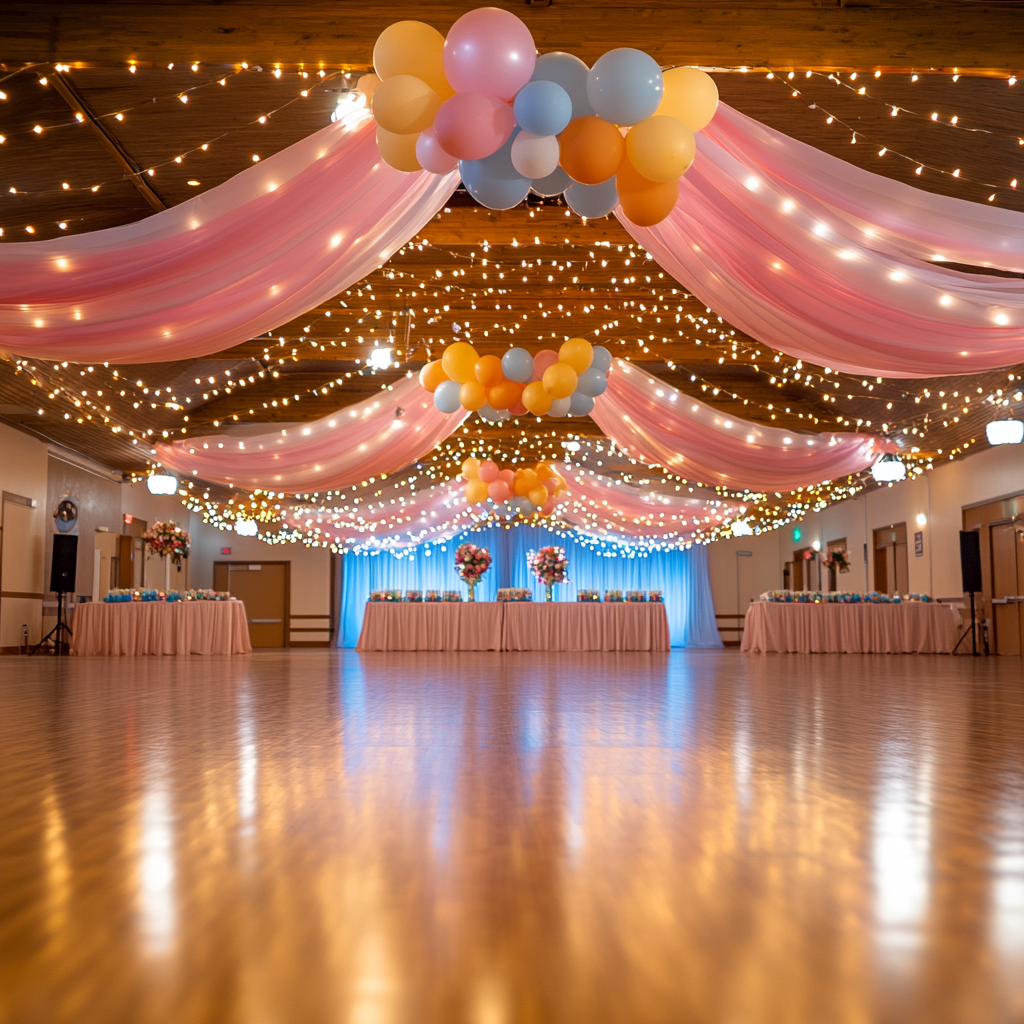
xmin=501 ymin=602 xmax=670 ymax=652
xmin=356 ymin=601 xmax=670 ymax=652
xmin=741 ymin=601 xmax=957 ymax=654
xmin=72 ymin=600 xmax=252 ymax=656
xmin=357 ymin=602 xmax=503 ymax=651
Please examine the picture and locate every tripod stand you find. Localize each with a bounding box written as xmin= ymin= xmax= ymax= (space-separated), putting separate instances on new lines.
xmin=951 ymin=591 xmax=981 ymax=656
xmin=30 ymin=591 xmax=73 ymax=656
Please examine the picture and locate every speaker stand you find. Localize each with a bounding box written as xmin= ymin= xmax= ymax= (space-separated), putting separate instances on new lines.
xmin=30 ymin=592 xmax=74 ymax=656
xmin=951 ymin=591 xmax=981 ymax=657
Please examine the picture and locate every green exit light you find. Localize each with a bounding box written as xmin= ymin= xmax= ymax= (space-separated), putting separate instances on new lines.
xmin=793 ymin=527 xmax=802 ymax=541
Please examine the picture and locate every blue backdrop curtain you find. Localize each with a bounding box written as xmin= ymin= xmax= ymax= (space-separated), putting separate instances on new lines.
xmin=339 ymin=525 xmax=722 ymax=649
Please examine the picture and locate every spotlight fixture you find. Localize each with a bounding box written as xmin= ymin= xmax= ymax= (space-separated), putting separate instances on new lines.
xmin=985 ymin=418 xmax=1024 ymax=445
xmin=871 ymin=452 xmax=906 ymax=482
xmin=234 ymin=519 xmax=258 ymax=536
xmin=146 ymin=473 xmax=177 ymax=495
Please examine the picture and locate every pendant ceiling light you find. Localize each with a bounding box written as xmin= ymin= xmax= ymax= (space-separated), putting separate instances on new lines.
xmin=985 ymin=419 xmax=1024 ymax=446
xmin=871 ymin=452 xmax=906 ymax=483
xmin=146 ymin=473 xmax=178 ymax=495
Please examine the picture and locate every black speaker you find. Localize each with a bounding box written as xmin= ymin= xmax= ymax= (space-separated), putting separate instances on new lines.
xmin=50 ymin=534 xmax=78 ymax=593
xmin=959 ymin=530 xmax=982 ymax=593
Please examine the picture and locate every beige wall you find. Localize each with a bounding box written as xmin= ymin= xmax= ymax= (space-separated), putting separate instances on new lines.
xmin=709 ymin=442 xmax=1024 ymax=620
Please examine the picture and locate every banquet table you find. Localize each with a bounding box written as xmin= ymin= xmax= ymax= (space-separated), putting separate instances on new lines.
xmin=356 ymin=601 xmax=671 ymax=652
xmin=72 ymin=600 xmax=252 ymax=656
xmin=741 ymin=601 xmax=957 ymax=654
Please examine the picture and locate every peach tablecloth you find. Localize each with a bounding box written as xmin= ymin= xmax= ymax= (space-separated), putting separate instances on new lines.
xmin=356 ymin=601 xmax=670 ymax=652
xmin=357 ymin=602 xmax=503 ymax=651
xmin=741 ymin=601 xmax=957 ymax=654
xmin=72 ymin=600 xmax=252 ymax=655
xmin=502 ymin=602 xmax=670 ymax=652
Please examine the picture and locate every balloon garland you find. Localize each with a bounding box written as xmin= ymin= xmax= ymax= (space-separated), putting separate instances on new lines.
xmin=364 ymin=9 xmax=718 ymax=226
xmin=461 ymin=457 xmax=567 ymax=517
xmin=419 ymin=338 xmax=610 ymax=420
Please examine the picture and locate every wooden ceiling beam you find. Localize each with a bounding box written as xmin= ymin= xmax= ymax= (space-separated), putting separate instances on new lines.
xmin=4 ymin=3 xmax=1020 ymax=73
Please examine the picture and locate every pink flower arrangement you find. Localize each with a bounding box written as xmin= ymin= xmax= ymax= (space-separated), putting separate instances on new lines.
xmin=530 ymin=546 xmax=568 ymax=586
xmin=455 ymin=543 xmax=492 ymax=583
xmin=143 ymin=521 xmax=191 ymax=567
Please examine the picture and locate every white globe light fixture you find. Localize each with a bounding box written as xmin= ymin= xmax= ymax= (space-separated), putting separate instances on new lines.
xmin=986 ymin=419 xmax=1024 ymax=446
xmin=147 ymin=473 xmax=178 ymax=495
xmin=730 ymin=519 xmax=753 ymax=537
xmin=368 ymin=347 xmax=393 ymax=371
xmin=871 ymin=452 xmax=906 ymax=483
xmin=234 ymin=519 xmax=258 ymax=537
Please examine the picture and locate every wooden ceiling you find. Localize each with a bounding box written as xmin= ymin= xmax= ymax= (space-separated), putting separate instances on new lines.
xmin=1 ymin=2 xmax=1021 ymax=486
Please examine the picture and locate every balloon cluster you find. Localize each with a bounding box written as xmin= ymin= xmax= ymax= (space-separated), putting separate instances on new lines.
xmin=461 ymin=458 xmax=566 ymax=517
xmin=364 ymin=9 xmax=718 ymax=226
xmin=419 ymin=338 xmax=610 ymax=420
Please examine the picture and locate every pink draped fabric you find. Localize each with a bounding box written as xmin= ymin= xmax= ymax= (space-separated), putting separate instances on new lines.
xmin=0 ymin=114 xmax=458 ymax=363
xmin=590 ymin=359 xmax=887 ymax=491
xmin=71 ymin=600 xmax=252 ymax=655
xmin=741 ymin=601 xmax=957 ymax=654
xmin=501 ymin=602 xmax=670 ymax=652
xmin=155 ymin=376 xmax=468 ymax=493
xmin=621 ymin=104 xmax=1024 ymax=377
xmin=357 ymin=603 xmax=503 ymax=651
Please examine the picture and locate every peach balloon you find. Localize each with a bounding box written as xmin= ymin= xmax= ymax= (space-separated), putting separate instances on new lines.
xmin=498 ymin=469 xmax=515 ymax=487
xmin=531 ymin=349 xmax=561 ymax=380
xmin=478 ymin=459 xmax=499 ymax=483
xmin=487 ymin=480 xmax=511 ymax=503
xmin=617 ymin=155 xmax=680 ymax=227
xmin=441 ymin=341 xmax=479 ymax=384
xmin=373 ymin=21 xmax=453 ymax=99
xmin=375 ymin=127 xmax=421 ymax=172
xmin=558 ymin=337 xmax=593 ymax=374
xmin=535 ymin=461 xmax=555 ymax=481
xmin=528 ymin=486 xmax=549 ymax=508
xmin=418 ymin=359 xmax=448 ymax=393
xmin=558 ymin=116 xmax=624 ymax=185
xmin=542 ymin=361 xmax=577 ymax=399
xmin=461 ymin=457 xmax=481 ymax=480
xmin=371 ymin=75 xmax=442 ymax=135
xmin=459 ymin=380 xmax=487 ymax=411
xmin=625 ymin=115 xmax=695 ymax=182
xmin=357 ymin=74 xmax=382 ymax=104
xmin=474 ymin=354 xmax=504 ymax=387
xmin=514 ymin=469 xmax=538 ymax=496
xmin=521 ymin=381 xmax=553 ymax=415
xmin=541 ymin=497 xmax=557 ymax=516
xmin=655 ymin=67 xmax=719 ymax=132
xmin=465 ymin=478 xmax=490 ymax=504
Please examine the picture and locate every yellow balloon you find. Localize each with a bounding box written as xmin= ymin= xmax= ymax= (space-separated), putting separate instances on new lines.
xmin=418 ymin=359 xmax=448 ymax=393
xmin=373 ymin=21 xmax=453 ymax=99
xmin=441 ymin=341 xmax=479 ymax=384
xmin=371 ymin=74 xmax=441 ymax=135
xmin=528 ymin=486 xmax=549 ymax=509
xmin=626 ymin=116 xmax=696 ymax=183
xmin=522 ymin=381 xmax=553 ymax=416
xmin=465 ymin=478 xmax=490 ymax=504
xmin=460 ymin=381 xmax=487 ymax=411
xmin=375 ymin=126 xmax=421 ymax=172
xmin=542 ymin=362 xmax=577 ymax=399
xmin=655 ymin=67 xmax=719 ymax=133
xmin=514 ymin=469 xmax=538 ymax=496
xmin=558 ymin=337 xmax=594 ymax=374
xmin=461 ymin=457 xmax=481 ymax=480
xmin=357 ymin=73 xmax=381 ymax=104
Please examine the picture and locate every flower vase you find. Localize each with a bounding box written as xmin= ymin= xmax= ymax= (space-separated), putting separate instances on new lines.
xmin=164 ymin=554 xmax=171 ymax=593
xmin=467 ymin=580 xmax=477 ymax=603
xmin=545 ymin=583 xmax=553 ymax=602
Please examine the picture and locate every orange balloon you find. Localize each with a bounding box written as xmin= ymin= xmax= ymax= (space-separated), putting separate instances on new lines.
xmin=558 ymin=337 xmax=593 ymax=374
xmin=418 ymin=359 xmax=448 ymax=393
xmin=521 ymin=381 xmax=553 ymax=416
xmin=617 ymin=155 xmax=680 ymax=227
xmin=357 ymin=73 xmax=382 ymax=104
xmin=465 ymin=478 xmax=490 ymax=504
xmin=558 ymin=116 xmax=625 ymax=185
xmin=535 ymin=461 xmax=556 ymax=481
xmin=372 ymin=20 xmax=453 ymax=100
xmin=462 ymin=457 xmax=481 ymax=480
xmin=460 ymin=381 xmax=487 ymax=411
xmin=514 ymin=469 xmax=538 ymax=496
xmin=441 ymin=341 xmax=479 ymax=384
xmin=474 ymin=354 xmax=504 ymax=387
xmin=528 ymin=486 xmax=549 ymax=508
xmin=655 ymin=67 xmax=719 ymax=133
xmin=625 ymin=115 xmax=696 ymax=183
xmin=371 ymin=75 xmax=441 ymax=135
xmin=375 ymin=126 xmax=421 ymax=172
xmin=487 ymin=379 xmax=522 ymax=411
xmin=542 ymin=361 xmax=577 ymax=399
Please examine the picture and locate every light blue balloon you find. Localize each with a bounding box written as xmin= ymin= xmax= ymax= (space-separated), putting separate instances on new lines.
xmin=434 ymin=380 xmax=462 ymax=414
xmin=513 ymin=80 xmax=572 ymax=137
xmin=502 ymin=347 xmax=534 ymax=383
xmin=478 ymin=403 xmax=502 ymax=422
xmin=591 ymin=345 xmax=612 ymax=373
xmin=564 ymin=178 xmax=618 ymax=219
xmin=532 ymin=51 xmax=594 ymax=119
xmin=531 ymin=166 xmax=573 ymax=198
xmin=576 ymin=367 xmax=608 ymax=397
xmin=548 ymin=397 xmax=572 ymax=418
xmin=586 ymin=48 xmax=663 ymax=126
xmin=568 ymin=390 xmax=595 ymax=417
xmin=459 ymin=130 xmax=530 ymax=211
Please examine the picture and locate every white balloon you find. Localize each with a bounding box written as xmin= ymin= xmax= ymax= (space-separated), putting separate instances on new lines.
xmin=510 ymin=132 xmax=560 ymax=180
xmin=547 ymin=397 xmax=572 ymax=418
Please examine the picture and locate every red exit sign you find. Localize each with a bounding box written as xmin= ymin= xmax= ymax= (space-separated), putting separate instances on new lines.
xmin=221 ymin=547 xmax=232 ymax=555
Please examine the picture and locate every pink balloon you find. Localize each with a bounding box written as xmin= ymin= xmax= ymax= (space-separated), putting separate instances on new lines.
xmin=415 ymin=127 xmax=459 ymax=174
xmin=488 ymin=480 xmax=511 ymax=503
xmin=443 ymin=8 xmax=536 ymax=101
xmin=543 ymin=477 xmax=557 ymax=495
xmin=540 ymin=497 xmax=556 ymax=517
xmin=433 ymin=93 xmax=516 ymax=160
xmin=498 ymin=468 xmax=515 ymax=487
xmin=532 ymin=349 xmax=560 ymax=381
xmin=478 ymin=459 xmax=499 ymax=483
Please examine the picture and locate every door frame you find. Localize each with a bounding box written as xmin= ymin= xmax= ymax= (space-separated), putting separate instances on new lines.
xmin=214 ymin=560 xmax=291 ymax=648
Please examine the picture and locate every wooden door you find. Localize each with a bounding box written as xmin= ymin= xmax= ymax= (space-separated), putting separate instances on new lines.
xmin=990 ymin=521 xmax=1023 ymax=656
xmin=214 ymin=562 xmax=288 ymax=647
xmin=792 ymin=549 xmax=811 ymax=591
xmin=873 ymin=524 xmax=908 ymax=595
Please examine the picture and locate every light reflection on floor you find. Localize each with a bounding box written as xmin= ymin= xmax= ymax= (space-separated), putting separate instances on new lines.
xmin=0 ymin=650 xmax=1021 ymax=1024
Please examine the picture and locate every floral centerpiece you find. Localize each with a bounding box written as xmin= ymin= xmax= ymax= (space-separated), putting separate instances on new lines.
xmin=442 ymin=590 xmax=463 ymax=602
xmin=425 ymin=590 xmax=441 ymax=602
xmin=604 ymin=589 xmax=624 ymax=603
xmin=627 ymin=591 xmax=647 ymax=603
xmin=823 ymin=548 xmax=851 ymax=574
xmin=143 ymin=521 xmax=191 ymax=567
xmin=455 ymin=542 xmax=492 ymax=601
xmin=369 ymin=589 xmax=403 ymax=602
xmin=529 ymin=546 xmax=569 ymax=602
xmin=649 ymin=591 xmax=664 ymax=603
xmin=405 ymin=590 xmax=423 ymax=603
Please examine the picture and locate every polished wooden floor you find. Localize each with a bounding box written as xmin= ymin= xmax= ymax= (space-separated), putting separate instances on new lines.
xmin=1 ymin=651 xmax=1022 ymax=1024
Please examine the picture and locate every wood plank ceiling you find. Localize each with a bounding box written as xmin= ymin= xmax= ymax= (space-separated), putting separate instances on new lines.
xmin=2 ymin=2 xmax=1022 ymax=493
